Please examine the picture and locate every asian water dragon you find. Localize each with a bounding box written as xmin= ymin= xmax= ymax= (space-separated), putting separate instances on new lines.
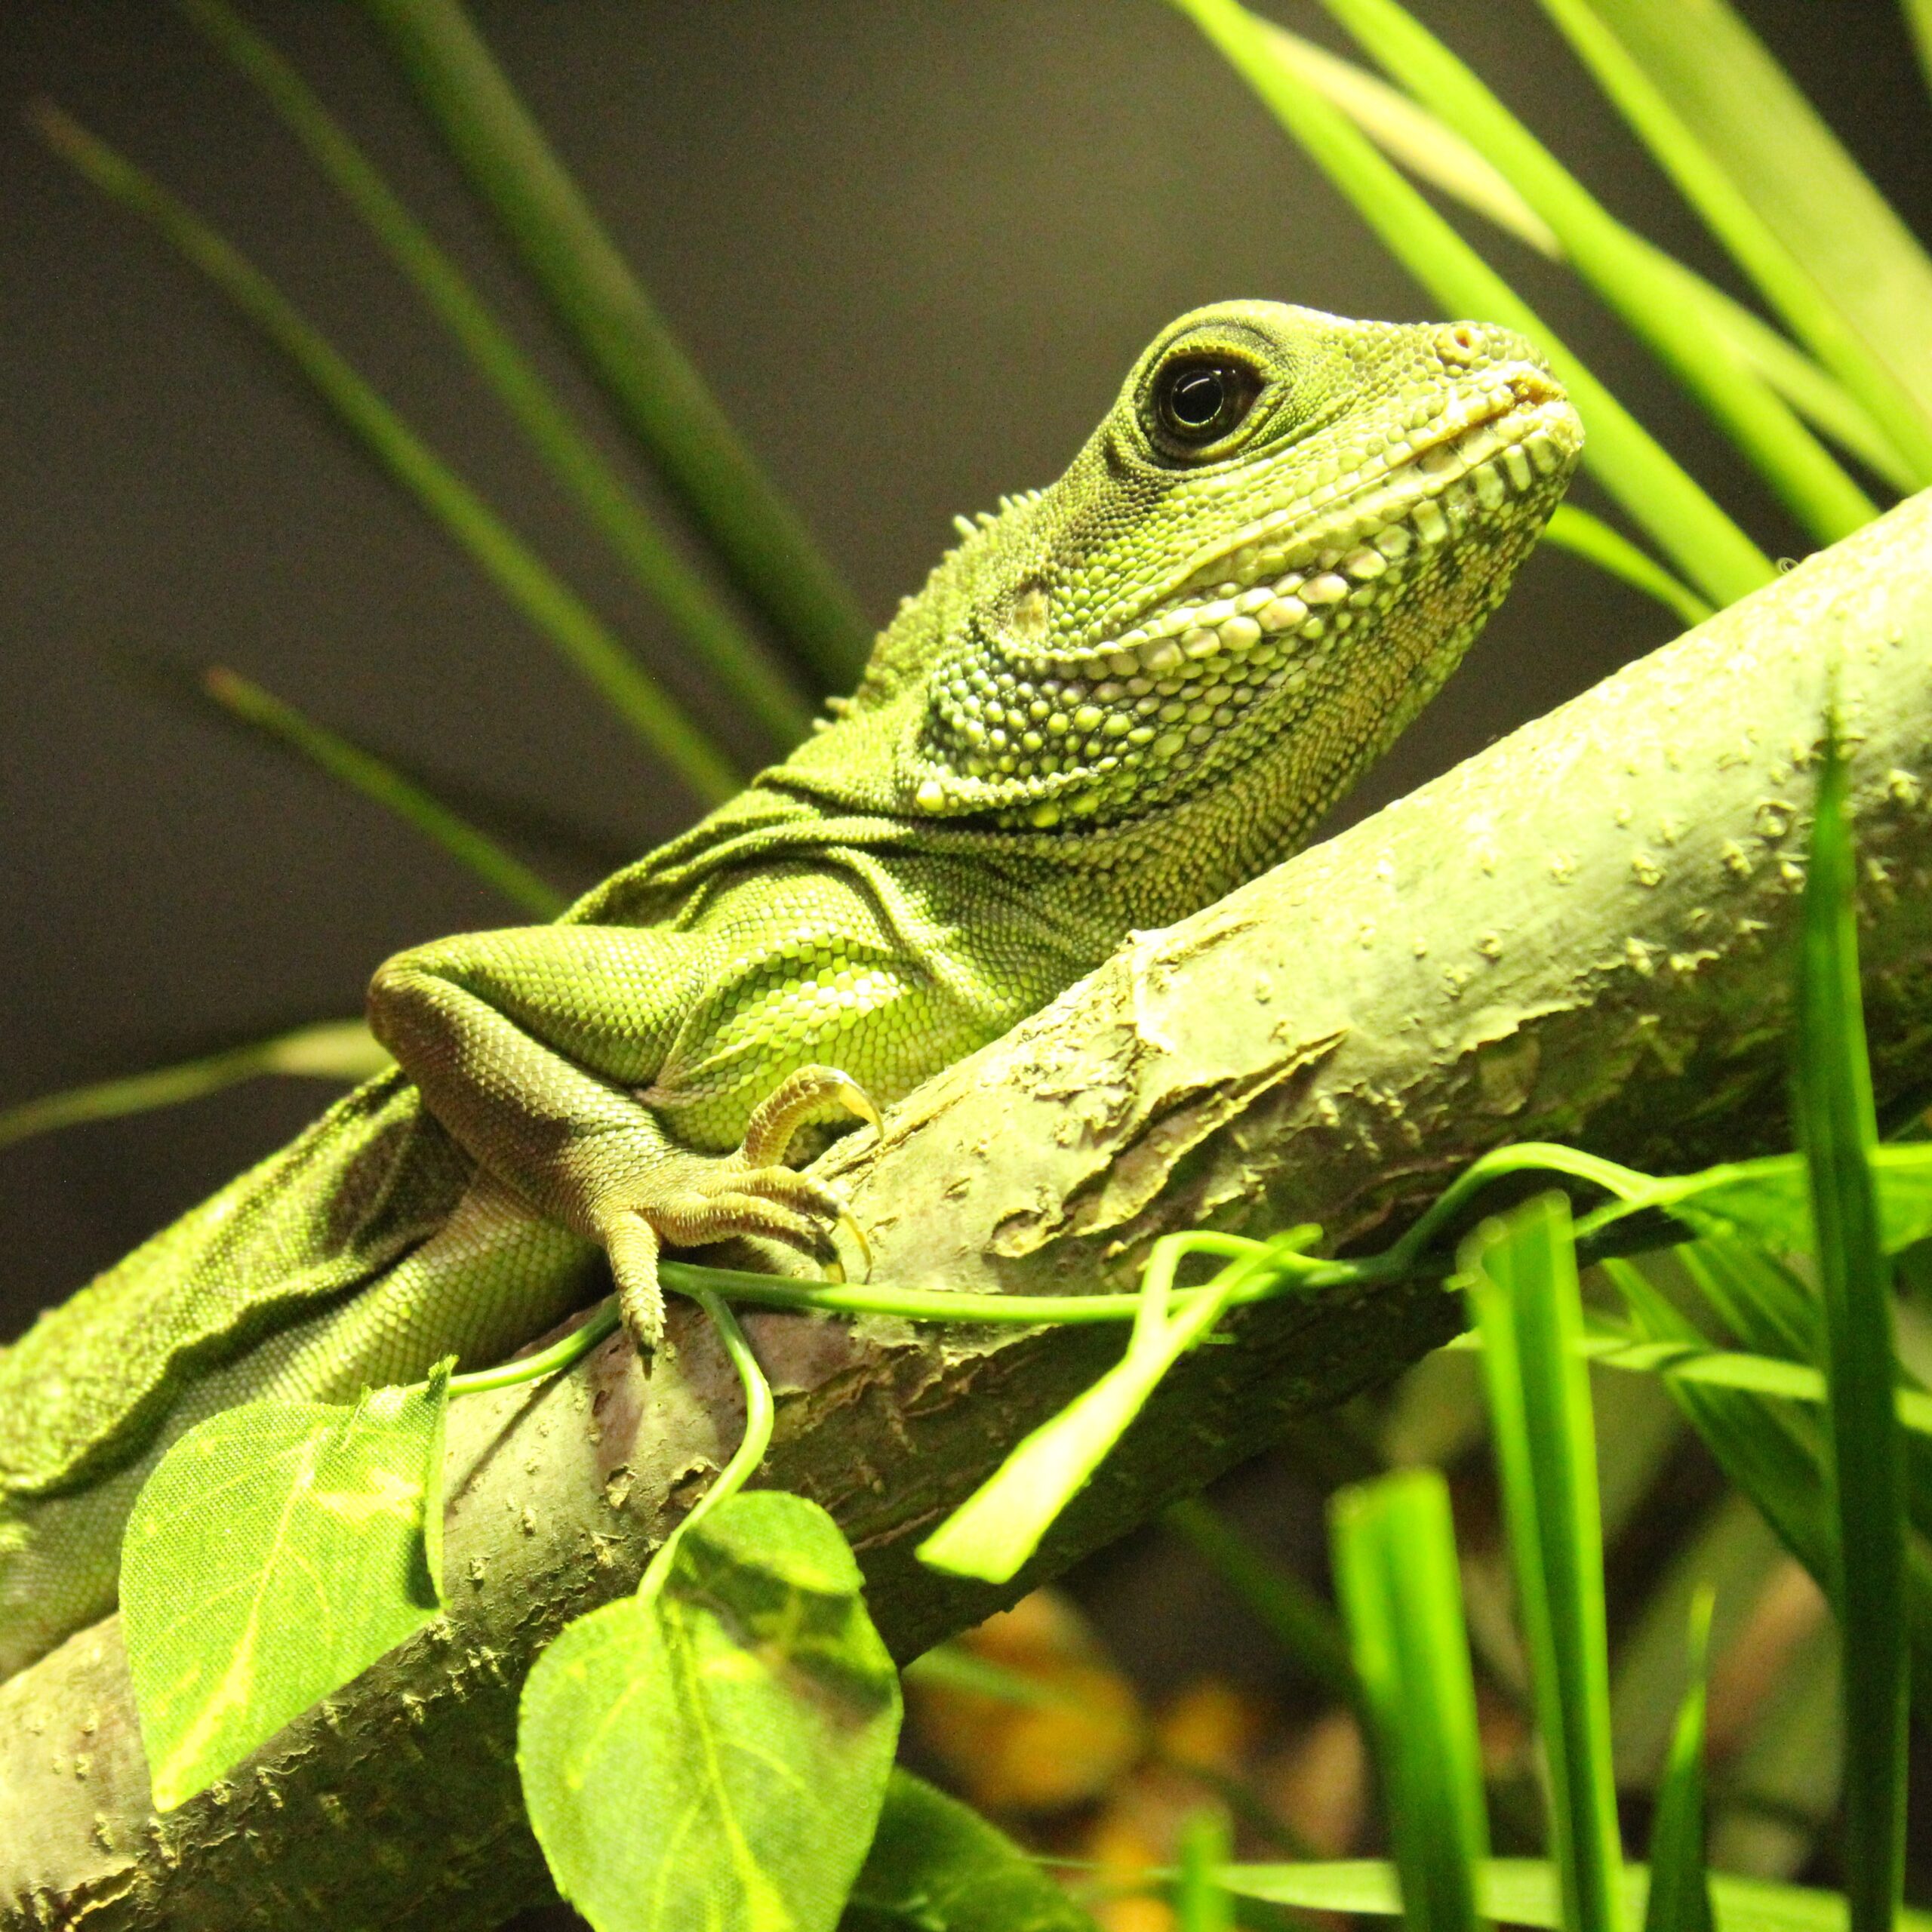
xmin=0 ymin=300 xmax=1580 ymax=1678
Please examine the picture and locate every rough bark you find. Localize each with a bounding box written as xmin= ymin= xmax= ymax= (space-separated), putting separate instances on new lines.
xmin=5 ymin=491 xmax=1932 ymax=1928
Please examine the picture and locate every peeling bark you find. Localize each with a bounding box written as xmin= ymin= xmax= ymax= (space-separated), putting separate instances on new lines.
xmin=5 ymin=491 xmax=1932 ymax=1927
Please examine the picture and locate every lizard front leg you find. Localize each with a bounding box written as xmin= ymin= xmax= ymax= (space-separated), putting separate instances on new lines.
xmin=367 ymin=924 xmax=888 ymax=1350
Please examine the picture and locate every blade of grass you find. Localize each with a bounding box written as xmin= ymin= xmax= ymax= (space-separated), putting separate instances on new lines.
xmin=1534 ymin=0 xmax=1932 ymax=482
xmin=1174 ymin=1809 xmax=1236 ymax=1932
xmin=1162 ymin=1497 xmax=1361 ymax=1711
xmin=178 ymin=0 xmax=813 ymax=755
xmin=1332 ymin=1467 xmax=1492 ymax=1932
xmin=1167 ymin=0 xmax=1773 ymax=611
xmin=1910 ymin=0 xmax=1932 ymax=103
xmin=1310 ymin=0 xmax=1879 ymax=546
xmin=1641 ymin=1588 xmax=1714 ymax=1932
xmin=1217 ymin=1856 xmax=1932 ymax=1932
xmin=1608 ymin=1493 xmax=1780 ymax=1785
xmin=357 ymin=0 xmax=871 ymax=692
xmin=29 ymin=102 xmax=740 ymax=805
xmin=1466 ymin=1193 xmax=1624 ymax=1932
xmin=1258 ymin=23 xmax=1914 ymax=493
xmin=203 ymin=666 xmax=568 ymax=916
xmin=1795 ymin=727 xmax=1906 ymax=1932
xmin=1606 ymin=1256 xmax=1932 ymax=1706
xmin=0 ymin=1021 xmax=386 ymax=1152
xmin=1261 ymin=24 xmax=1558 ymax=254
xmin=1542 ymin=508 xmax=1710 ymax=627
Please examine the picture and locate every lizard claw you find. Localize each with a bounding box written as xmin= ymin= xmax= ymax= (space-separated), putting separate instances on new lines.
xmin=835 ymin=1208 xmax=872 ymax=1282
xmin=592 ymin=1071 xmax=877 ymax=1351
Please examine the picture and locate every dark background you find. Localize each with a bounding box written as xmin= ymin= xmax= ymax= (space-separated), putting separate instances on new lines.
xmin=2 ymin=0 xmax=1929 ymax=1702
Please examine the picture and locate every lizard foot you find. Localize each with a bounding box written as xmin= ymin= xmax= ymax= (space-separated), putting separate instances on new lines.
xmin=600 ymin=1066 xmax=879 ymax=1353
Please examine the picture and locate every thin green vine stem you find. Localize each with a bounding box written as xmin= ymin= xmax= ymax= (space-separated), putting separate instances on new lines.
xmin=29 ymin=100 xmax=741 ymax=806
xmin=1387 ymin=1143 xmax=1648 ymax=1267
xmin=177 ymin=0 xmax=814 ymax=755
xmin=447 ymin=1300 xmax=623 ymax=1397
xmin=635 ymin=1288 xmax=775 ymax=1607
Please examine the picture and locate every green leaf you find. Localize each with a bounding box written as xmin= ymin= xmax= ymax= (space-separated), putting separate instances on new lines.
xmin=1165 ymin=0 xmax=1774 ymax=609
xmin=1570 ymin=1145 xmax=1932 ymax=1260
xmin=203 ymin=668 xmax=568 ymax=917
xmin=0 ymin=1019 xmax=386 ymax=1152
xmin=916 ymin=1237 xmax=1278 ymax=1583
xmin=521 ymin=1490 xmax=901 ymax=1932
xmin=358 ymin=0 xmax=872 ymax=692
xmin=177 ymin=0 xmax=812 ymax=753
xmin=29 ymin=101 xmax=741 ymax=804
xmin=1217 ymin=1857 xmax=1932 ymax=1932
xmin=840 ymin=1770 xmax=1097 ymax=1931
xmin=1641 ymin=1589 xmax=1714 ymax=1932
xmin=1537 ymin=0 xmax=1932 ymax=483
xmin=1466 ymin=1195 xmax=1624 ymax=1932
xmin=122 ymin=1363 xmax=451 ymax=1810
xmin=1795 ymin=730 xmax=1906 ymax=1932
xmin=1331 ymin=1467 xmax=1491 ymax=1932
xmin=1311 ymin=0 xmax=1880 ymax=546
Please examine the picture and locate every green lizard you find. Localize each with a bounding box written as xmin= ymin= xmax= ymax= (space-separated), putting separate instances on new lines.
xmin=0 ymin=300 xmax=1580 ymax=1679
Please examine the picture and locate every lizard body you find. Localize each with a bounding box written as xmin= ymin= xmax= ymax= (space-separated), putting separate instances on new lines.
xmin=0 ymin=301 xmax=1579 ymax=1677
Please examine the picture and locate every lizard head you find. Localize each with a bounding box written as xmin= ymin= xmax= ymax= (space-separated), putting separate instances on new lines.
xmin=816 ymin=299 xmax=1581 ymax=841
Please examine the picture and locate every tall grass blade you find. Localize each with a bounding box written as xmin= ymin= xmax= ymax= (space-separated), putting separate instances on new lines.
xmin=1174 ymin=1808 xmax=1235 ymax=1932
xmin=178 ymin=0 xmax=813 ymax=755
xmin=1542 ymin=509 xmax=1709 ymax=626
xmin=1310 ymin=0 xmax=1878 ymax=545
xmin=29 ymin=102 xmax=740 ymax=805
xmin=1607 ymin=1257 xmax=1932 ymax=1705
xmin=1258 ymin=24 xmax=1914 ymax=492
xmin=1332 ymin=1467 xmax=1491 ymax=1932
xmin=0 ymin=1022 xmax=386 ymax=1152
xmin=1466 ymin=1194 xmax=1624 ymax=1932
xmin=1642 ymin=1588 xmax=1715 ymax=1932
xmin=1909 ymin=0 xmax=1932 ymax=103
xmin=1796 ymin=729 xmax=1906 ymax=1932
xmin=1163 ymin=1497 xmax=1360 ymax=1710
xmin=1535 ymin=0 xmax=1932 ymax=483
xmin=1260 ymin=23 xmax=1559 ymax=254
xmin=202 ymin=667 xmax=568 ymax=916
xmin=358 ymin=0 xmax=872 ymax=691
xmin=1217 ymin=1857 xmax=1932 ymax=1932
xmin=1166 ymin=0 xmax=1774 ymax=609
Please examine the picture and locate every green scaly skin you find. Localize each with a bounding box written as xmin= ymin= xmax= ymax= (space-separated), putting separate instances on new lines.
xmin=0 ymin=301 xmax=1580 ymax=1677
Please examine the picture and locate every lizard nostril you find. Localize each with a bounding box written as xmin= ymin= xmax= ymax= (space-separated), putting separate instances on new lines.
xmin=1436 ymin=322 xmax=1483 ymax=368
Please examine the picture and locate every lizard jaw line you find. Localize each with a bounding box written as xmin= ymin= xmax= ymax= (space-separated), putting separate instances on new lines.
xmin=913 ymin=383 xmax=1581 ymax=822
xmin=1044 ymin=388 xmax=1579 ymax=683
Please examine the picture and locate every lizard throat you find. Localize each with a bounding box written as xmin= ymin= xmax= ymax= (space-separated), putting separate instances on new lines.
xmin=909 ymin=378 xmax=1580 ymax=827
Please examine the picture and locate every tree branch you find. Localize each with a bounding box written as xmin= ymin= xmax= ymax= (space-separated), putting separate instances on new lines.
xmin=6 ymin=491 xmax=1932 ymax=1927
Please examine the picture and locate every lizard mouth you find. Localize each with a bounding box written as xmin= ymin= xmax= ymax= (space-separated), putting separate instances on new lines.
xmin=912 ymin=367 xmax=1582 ymax=823
xmin=1044 ymin=375 xmax=1577 ymax=684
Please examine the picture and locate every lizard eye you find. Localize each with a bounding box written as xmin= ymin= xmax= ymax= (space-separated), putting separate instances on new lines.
xmin=1150 ymin=356 xmax=1262 ymax=453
